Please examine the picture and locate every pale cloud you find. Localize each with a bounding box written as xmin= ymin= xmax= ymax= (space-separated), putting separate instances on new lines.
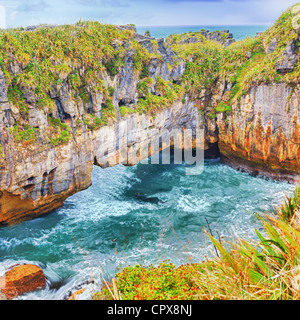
xmin=9 ymin=11 xmax=17 ymax=22
xmin=17 ymin=0 xmax=50 ymax=12
xmin=73 ymin=0 xmax=130 ymax=8
xmin=0 ymin=0 xmax=299 ymax=28
xmin=0 ymin=5 xmax=5 ymax=28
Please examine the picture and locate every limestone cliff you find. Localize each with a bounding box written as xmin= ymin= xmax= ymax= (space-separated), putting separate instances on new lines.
xmin=217 ymin=83 xmax=300 ymax=181
xmin=0 ymin=4 xmax=300 ymax=225
xmin=0 ymin=23 xmax=206 ymax=225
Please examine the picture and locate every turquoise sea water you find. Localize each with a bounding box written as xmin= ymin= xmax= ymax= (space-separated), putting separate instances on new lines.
xmin=136 ymin=25 xmax=270 ymax=40
xmin=0 ymin=158 xmax=294 ymax=299
xmin=0 ymin=25 xmax=294 ymax=300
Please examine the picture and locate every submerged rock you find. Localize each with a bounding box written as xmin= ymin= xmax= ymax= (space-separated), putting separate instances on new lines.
xmin=68 ymin=288 xmax=87 ymax=300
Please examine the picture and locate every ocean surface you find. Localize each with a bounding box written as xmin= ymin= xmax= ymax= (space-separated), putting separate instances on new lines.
xmin=0 ymin=158 xmax=294 ymax=299
xmin=0 ymin=25 xmax=294 ymax=300
xmin=136 ymin=25 xmax=270 ymax=40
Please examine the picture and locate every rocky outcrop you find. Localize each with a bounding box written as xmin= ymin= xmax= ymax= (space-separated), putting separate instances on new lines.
xmin=276 ymin=40 xmax=298 ymax=73
xmin=266 ymin=38 xmax=277 ymax=54
xmin=68 ymin=288 xmax=86 ymax=300
xmin=0 ymin=264 xmax=46 ymax=299
xmin=0 ymin=26 xmax=204 ymax=225
xmin=215 ymin=83 xmax=300 ymax=182
xmin=0 ymin=98 xmax=203 ymax=225
xmin=170 ymin=29 xmax=235 ymax=48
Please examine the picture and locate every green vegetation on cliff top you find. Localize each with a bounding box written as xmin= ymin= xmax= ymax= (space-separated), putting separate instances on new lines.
xmin=0 ymin=20 xmax=183 ymax=148
xmin=171 ymin=4 xmax=299 ymax=102
xmin=0 ymin=3 xmax=299 ymax=149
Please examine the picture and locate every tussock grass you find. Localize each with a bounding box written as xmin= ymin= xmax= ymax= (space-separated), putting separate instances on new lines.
xmin=1 ymin=3 xmax=300 ymax=150
xmin=170 ymin=3 xmax=300 ymax=101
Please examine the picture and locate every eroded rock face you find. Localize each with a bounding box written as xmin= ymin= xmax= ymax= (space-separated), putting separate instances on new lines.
xmin=215 ymin=82 xmax=300 ymax=182
xmin=178 ymin=30 xmax=235 ymax=48
xmin=266 ymin=38 xmax=277 ymax=54
xmin=0 ymin=264 xmax=46 ymax=299
xmin=0 ymin=29 xmax=205 ymax=225
xmin=2 ymin=80 xmax=298 ymax=225
xmin=0 ymin=99 xmax=203 ymax=225
xmin=276 ymin=40 xmax=298 ymax=73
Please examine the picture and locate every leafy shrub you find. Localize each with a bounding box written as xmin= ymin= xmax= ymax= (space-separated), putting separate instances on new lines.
xmin=10 ymin=125 xmax=38 ymax=143
xmin=48 ymin=117 xmax=71 ymax=145
xmin=119 ymin=106 xmax=134 ymax=117
xmin=105 ymin=56 xmax=124 ymax=77
xmin=137 ymin=81 xmax=149 ymax=97
xmin=208 ymin=113 xmax=216 ymax=119
xmin=101 ymin=100 xmax=116 ymax=125
xmin=50 ymin=130 xmax=70 ymax=146
xmin=135 ymin=77 xmax=184 ymax=115
xmin=215 ymin=101 xmax=232 ymax=113
xmin=93 ymin=262 xmax=204 ymax=300
xmin=79 ymin=87 xmax=90 ymax=104
xmin=7 ymin=83 xmax=29 ymax=117
xmin=108 ymin=86 xmax=115 ymax=97
xmin=126 ymin=24 xmax=137 ymax=32
xmin=49 ymin=117 xmax=68 ymax=130
xmin=140 ymin=65 xmax=150 ymax=79
xmin=69 ymin=70 xmax=81 ymax=90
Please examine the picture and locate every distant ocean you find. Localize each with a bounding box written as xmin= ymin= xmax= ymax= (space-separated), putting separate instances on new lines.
xmin=136 ymin=25 xmax=270 ymax=41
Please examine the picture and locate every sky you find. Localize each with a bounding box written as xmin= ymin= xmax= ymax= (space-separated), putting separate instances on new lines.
xmin=0 ymin=0 xmax=299 ymax=28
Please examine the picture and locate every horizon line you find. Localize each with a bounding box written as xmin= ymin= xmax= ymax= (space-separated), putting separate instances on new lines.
xmin=136 ymin=23 xmax=272 ymax=28
xmin=2 ymin=21 xmax=273 ymax=30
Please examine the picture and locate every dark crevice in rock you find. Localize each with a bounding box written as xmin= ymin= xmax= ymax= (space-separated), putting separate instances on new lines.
xmin=27 ymin=176 xmax=36 ymax=183
xmin=24 ymin=184 xmax=35 ymax=199
xmin=55 ymin=99 xmax=71 ymax=122
xmin=48 ymin=168 xmax=56 ymax=195
xmin=87 ymin=94 xmax=94 ymax=115
xmin=204 ymin=142 xmax=220 ymax=159
xmin=118 ymin=99 xmax=126 ymax=108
